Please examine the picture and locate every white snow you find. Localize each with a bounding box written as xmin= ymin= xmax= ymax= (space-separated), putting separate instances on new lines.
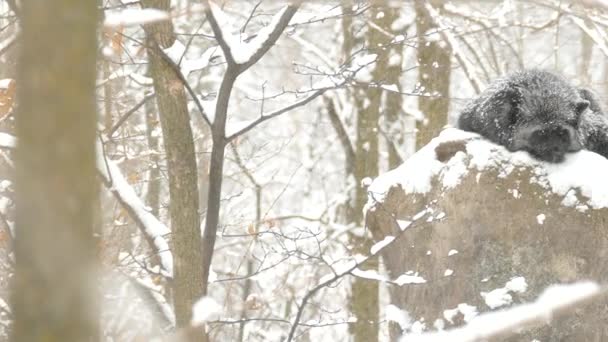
xmin=163 ymin=40 xmax=187 ymax=65
xmin=191 ymin=296 xmax=222 ymax=325
xmin=352 ymin=267 xmax=426 ymax=286
xmin=0 ymin=180 xmax=11 ymax=192
xmin=352 ymin=268 xmax=386 ymax=282
xmin=386 ymin=304 xmax=412 ymax=330
xmin=96 ymin=142 xmax=173 ymax=277
xmin=401 ymin=282 xmax=600 ymax=342
xmin=481 ymin=277 xmax=528 ymax=309
xmin=367 ymin=129 xmax=477 ymax=203
xmin=448 ymin=249 xmax=458 ymax=256
xmin=443 ymin=303 xmax=478 ymax=324
xmin=505 ymin=277 xmax=528 ymax=293
xmin=353 ymin=53 xmax=378 ymax=67
xmin=370 ymin=236 xmax=395 ymax=255
xmin=397 ymin=219 xmax=412 ymax=231
xmin=0 ymin=133 xmax=16 ymax=149
xmin=289 ymin=5 xmax=343 ymax=26
xmin=481 ymin=287 xmax=512 ymax=309
xmin=381 ymin=84 xmax=400 ymax=93
xmin=393 ymin=35 xmax=406 ymax=44
xmin=367 ymin=128 xmax=608 ymax=210
xmin=443 ymin=308 xmax=458 ymax=324
xmin=208 ymin=1 xmax=289 ymax=64
xmin=104 ymin=9 xmax=169 ymax=27
xmin=444 ymin=269 xmax=454 ymax=277
xmin=536 ymin=214 xmax=546 ymax=225
xmin=0 ymin=79 xmax=13 ymax=90
xmin=163 ymin=41 xmax=218 ymax=75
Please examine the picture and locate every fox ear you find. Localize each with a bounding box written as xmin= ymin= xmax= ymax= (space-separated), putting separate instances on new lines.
xmin=575 ymin=100 xmax=590 ymax=115
xmin=578 ymin=88 xmax=603 ymax=112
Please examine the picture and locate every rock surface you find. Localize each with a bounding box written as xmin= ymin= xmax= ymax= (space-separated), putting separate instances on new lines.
xmin=365 ymin=128 xmax=608 ymax=341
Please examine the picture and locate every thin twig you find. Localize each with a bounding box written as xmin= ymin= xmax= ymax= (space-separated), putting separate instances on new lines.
xmin=107 ymin=92 xmax=155 ymax=137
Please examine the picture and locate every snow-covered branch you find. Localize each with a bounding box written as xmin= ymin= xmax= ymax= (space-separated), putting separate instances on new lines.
xmin=97 ymin=139 xmax=173 ymax=278
xmin=401 ymin=282 xmax=603 ymax=342
xmin=0 ymin=134 xmax=173 ymax=278
xmin=153 ymin=43 xmax=213 ymax=128
xmin=104 ymin=8 xmax=170 ymax=28
xmin=205 ymin=1 xmax=300 ymax=71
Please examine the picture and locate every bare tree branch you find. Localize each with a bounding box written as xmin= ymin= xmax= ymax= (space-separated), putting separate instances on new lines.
xmin=285 ymin=207 xmax=432 ymax=342
xmin=226 ymin=88 xmax=330 ymax=142
xmin=205 ymin=1 xmax=301 ymax=73
xmin=152 ymin=42 xmax=214 ymax=127
xmin=107 ymin=92 xmax=155 ymax=137
xmin=200 ymin=1 xmax=302 ymax=300
xmin=324 ymin=95 xmax=355 ymax=174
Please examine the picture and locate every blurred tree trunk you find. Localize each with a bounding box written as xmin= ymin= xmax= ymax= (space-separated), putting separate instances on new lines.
xmin=579 ymin=24 xmax=593 ymax=87
xmin=384 ymin=20 xmax=405 ymax=169
xmin=11 ymin=1 xmax=99 ymax=341
xmin=339 ymin=5 xmax=401 ymax=342
xmin=415 ymin=0 xmax=452 ymax=149
xmin=141 ymin=0 xmax=204 ymax=339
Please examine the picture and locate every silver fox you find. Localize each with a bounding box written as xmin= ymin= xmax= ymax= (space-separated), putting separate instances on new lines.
xmin=458 ymin=69 xmax=608 ymax=162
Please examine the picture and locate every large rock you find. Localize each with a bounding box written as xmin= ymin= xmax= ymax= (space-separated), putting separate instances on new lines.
xmin=365 ymin=128 xmax=608 ymax=341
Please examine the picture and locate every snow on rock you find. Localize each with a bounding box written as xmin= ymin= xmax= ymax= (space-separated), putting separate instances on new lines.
xmin=505 ymin=276 xmax=528 ymax=293
xmin=104 ymin=8 xmax=169 ymax=27
xmin=401 ymin=281 xmax=600 ymax=342
xmin=386 ymin=304 xmax=412 ymax=330
xmin=481 ymin=287 xmax=512 ymax=309
xmin=443 ymin=303 xmax=478 ymax=324
xmin=352 ymin=267 xmax=426 ymax=286
xmin=394 ymin=273 xmax=427 ymax=286
xmin=536 ymin=213 xmax=546 ymax=225
xmin=367 ymin=128 xmax=608 ymax=210
xmin=481 ymin=277 xmax=528 ymax=309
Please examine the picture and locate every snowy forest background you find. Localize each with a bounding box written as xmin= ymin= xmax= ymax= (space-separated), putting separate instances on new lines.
xmin=0 ymin=0 xmax=607 ymax=341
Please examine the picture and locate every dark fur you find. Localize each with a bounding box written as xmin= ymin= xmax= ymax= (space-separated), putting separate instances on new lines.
xmin=458 ymin=69 xmax=608 ymax=162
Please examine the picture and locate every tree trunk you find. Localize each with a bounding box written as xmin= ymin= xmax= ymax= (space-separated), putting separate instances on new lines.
xmin=11 ymin=1 xmax=99 ymax=341
xmin=346 ymin=5 xmax=401 ymax=342
xmin=144 ymin=77 xmax=161 ymax=218
xmin=141 ymin=0 xmax=204 ymax=337
xmin=415 ymin=0 xmax=452 ymax=150
xmin=579 ymin=23 xmax=593 ymax=87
